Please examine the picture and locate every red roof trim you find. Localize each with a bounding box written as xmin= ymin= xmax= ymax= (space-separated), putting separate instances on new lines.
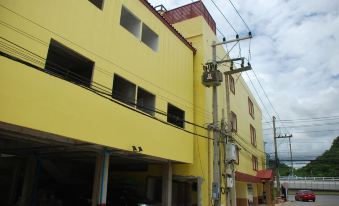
xmin=235 ymin=171 xmax=261 ymax=183
xmin=139 ymin=0 xmax=196 ymax=53
xmin=256 ymin=169 xmax=273 ymax=180
xmin=163 ymin=1 xmax=216 ymax=34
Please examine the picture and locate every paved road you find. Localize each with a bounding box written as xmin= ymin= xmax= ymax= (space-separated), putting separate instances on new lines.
xmin=283 ymin=195 xmax=339 ymax=206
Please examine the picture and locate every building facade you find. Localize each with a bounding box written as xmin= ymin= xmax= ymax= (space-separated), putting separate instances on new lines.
xmin=0 ymin=0 xmax=271 ymax=206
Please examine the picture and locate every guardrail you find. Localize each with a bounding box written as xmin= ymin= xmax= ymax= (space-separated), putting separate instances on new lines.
xmin=277 ymin=176 xmax=339 ymax=191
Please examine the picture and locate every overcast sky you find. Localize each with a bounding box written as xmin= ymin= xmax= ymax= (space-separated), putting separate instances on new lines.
xmin=149 ymin=0 xmax=339 ymax=169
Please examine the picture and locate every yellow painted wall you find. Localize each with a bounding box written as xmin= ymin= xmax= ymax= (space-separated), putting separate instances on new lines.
xmin=171 ymin=14 xmax=266 ymax=205
xmin=0 ymin=0 xmax=267 ymax=204
xmin=170 ymin=17 xmax=212 ymax=206
xmin=0 ymin=0 xmax=195 ymax=163
xmin=236 ymin=181 xmax=248 ymax=198
xmin=230 ymin=76 xmax=265 ymax=176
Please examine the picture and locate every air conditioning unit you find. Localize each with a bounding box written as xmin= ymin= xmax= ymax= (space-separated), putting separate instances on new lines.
xmin=226 ymin=143 xmax=237 ymax=162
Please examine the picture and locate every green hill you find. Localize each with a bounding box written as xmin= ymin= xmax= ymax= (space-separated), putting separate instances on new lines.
xmin=267 ymin=159 xmax=292 ymax=176
xmin=295 ymin=136 xmax=339 ymax=177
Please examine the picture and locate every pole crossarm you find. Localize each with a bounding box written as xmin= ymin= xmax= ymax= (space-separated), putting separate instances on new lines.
xmin=276 ymin=134 xmax=293 ymax=138
xmin=206 ymin=57 xmax=244 ymax=65
xmin=224 ymin=66 xmax=252 ymax=75
xmin=212 ymin=35 xmax=253 ymax=47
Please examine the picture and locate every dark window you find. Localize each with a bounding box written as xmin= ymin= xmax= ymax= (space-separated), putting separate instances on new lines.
xmin=235 ymin=146 xmax=240 ymax=165
xmin=229 ymin=75 xmax=235 ymax=94
xmin=141 ymin=23 xmax=159 ymax=51
xmin=248 ymin=97 xmax=254 ymax=119
xmin=89 ymin=0 xmax=104 ymax=10
xmin=137 ymin=87 xmax=155 ymax=116
xmin=167 ymin=104 xmax=185 ymax=128
xmin=146 ymin=177 xmax=162 ymax=203
xmin=250 ymin=124 xmax=257 ymax=147
xmin=252 ymin=155 xmax=258 ymax=171
xmin=230 ymin=111 xmax=237 ymax=132
xmin=45 ymin=39 xmax=94 ymax=87
xmin=120 ymin=6 xmax=141 ymax=38
xmin=112 ymin=75 xmax=136 ymax=106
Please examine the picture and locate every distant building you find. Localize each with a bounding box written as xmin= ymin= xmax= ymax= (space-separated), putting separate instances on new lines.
xmin=0 ymin=0 xmax=272 ymax=206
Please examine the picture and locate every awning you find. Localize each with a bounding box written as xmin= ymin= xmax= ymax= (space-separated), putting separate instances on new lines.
xmin=235 ymin=171 xmax=261 ymax=183
xmin=256 ymin=169 xmax=273 ymax=181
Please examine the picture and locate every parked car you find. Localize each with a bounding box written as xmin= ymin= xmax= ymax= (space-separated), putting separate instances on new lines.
xmin=295 ymin=190 xmax=316 ymax=202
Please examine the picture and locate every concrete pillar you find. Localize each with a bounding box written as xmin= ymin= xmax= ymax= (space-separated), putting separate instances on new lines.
xmin=197 ymin=177 xmax=203 ymax=206
xmin=8 ymin=160 xmax=21 ymax=206
xmin=253 ymin=183 xmax=259 ymax=206
xmin=235 ymin=181 xmax=248 ymax=206
xmin=20 ymin=157 xmax=38 ymax=206
xmin=162 ymin=161 xmax=172 ymax=206
xmin=92 ymin=151 xmax=110 ymax=206
xmin=265 ymin=181 xmax=273 ymax=206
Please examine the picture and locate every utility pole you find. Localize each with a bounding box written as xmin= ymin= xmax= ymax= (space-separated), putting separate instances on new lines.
xmin=288 ymin=136 xmax=293 ymax=176
xmin=272 ymin=116 xmax=280 ymax=196
xmin=202 ymin=34 xmax=252 ymax=206
xmin=273 ymin=116 xmax=292 ymax=197
xmin=212 ymin=40 xmax=221 ymax=206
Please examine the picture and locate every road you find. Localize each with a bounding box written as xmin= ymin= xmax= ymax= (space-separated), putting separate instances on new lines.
xmin=283 ymin=195 xmax=339 ymax=206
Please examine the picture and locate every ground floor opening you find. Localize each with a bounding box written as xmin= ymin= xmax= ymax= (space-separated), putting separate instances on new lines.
xmin=0 ymin=123 xmax=200 ymax=206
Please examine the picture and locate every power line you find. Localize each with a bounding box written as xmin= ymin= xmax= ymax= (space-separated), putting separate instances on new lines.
xmin=0 ymin=41 xmax=214 ymax=141
xmin=0 ymin=4 xmax=214 ymax=119
xmin=0 ymin=24 xmax=215 ymax=124
xmin=276 ymin=122 xmax=339 ymax=129
xmin=293 ymin=129 xmax=339 ymax=134
xmin=244 ymin=71 xmax=273 ymax=125
xmin=263 ymin=121 xmax=339 ymax=130
xmin=234 ymin=132 xmax=266 ymax=154
xmin=222 ymin=67 xmax=272 ymax=125
xmin=280 ymin=159 xmax=339 ymax=162
xmin=209 ymin=0 xmax=238 ymax=35
xmin=227 ymin=0 xmax=251 ymax=32
xmin=263 ymin=115 xmax=339 ymax=123
xmin=249 ymin=68 xmax=290 ymax=134
xmin=264 ymin=128 xmax=339 ymax=135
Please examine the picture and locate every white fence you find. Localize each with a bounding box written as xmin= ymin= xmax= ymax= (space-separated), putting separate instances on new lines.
xmin=277 ymin=176 xmax=339 ymax=191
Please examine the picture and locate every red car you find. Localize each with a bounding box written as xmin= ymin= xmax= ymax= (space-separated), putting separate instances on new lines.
xmin=295 ymin=190 xmax=316 ymax=202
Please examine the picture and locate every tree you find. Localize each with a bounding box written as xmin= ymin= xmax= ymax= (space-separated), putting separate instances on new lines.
xmin=295 ymin=136 xmax=339 ymax=177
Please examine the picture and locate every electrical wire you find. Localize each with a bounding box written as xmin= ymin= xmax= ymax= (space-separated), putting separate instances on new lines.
xmin=227 ymin=0 xmax=251 ymax=32
xmin=264 ymin=122 xmax=339 ymax=129
xmin=293 ymin=129 xmax=339 ymax=134
xmin=0 ymin=40 xmax=214 ymax=141
xmin=248 ymin=64 xmax=291 ymax=134
xmin=209 ymin=0 xmax=238 ymax=35
xmin=263 ymin=122 xmax=339 ymax=130
xmin=263 ymin=115 xmax=339 ymax=123
xmin=243 ymin=72 xmax=273 ymax=126
xmin=264 ymin=128 xmax=339 ymax=135
xmin=0 ymin=20 xmax=216 ymax=123
xmin=0 ymin=4 xmax=215 ymax=120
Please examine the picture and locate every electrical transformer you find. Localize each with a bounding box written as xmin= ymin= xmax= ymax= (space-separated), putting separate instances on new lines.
xmin=202 ymin=70 xmax=223 ymax=87
xmin=226 ymin=143 xmax=237 ymax=162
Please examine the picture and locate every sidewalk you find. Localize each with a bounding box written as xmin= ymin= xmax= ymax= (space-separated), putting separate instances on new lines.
xmin=258 ymin=201 xmax=292 ymax=206
xmin=274 ymin=201 xmax=293 ymax=206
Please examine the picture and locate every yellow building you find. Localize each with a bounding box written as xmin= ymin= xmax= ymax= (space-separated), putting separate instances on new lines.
xmin=164 ymin=2 xmax=272 ymax=206
xmin=0 ymin=0 xmax=271 ymax=206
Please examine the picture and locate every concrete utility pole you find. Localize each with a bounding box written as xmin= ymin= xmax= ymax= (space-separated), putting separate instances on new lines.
xmin=288 ymin=136 xmax=294 ymax=176
xmin=203 ymin=34 xmax=252 ymax=206
xmin=272 ymin=116 xmax=280 ymax=196
xmin=211 ymin=40 xmax=221 ymax=206
xmin=273 ymin=116 xmax=292 ymax=197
